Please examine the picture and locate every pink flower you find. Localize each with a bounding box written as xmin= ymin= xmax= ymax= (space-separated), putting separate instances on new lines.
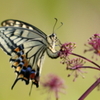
xmin=66 ymin=58 xmax=86 ymax=81
xmin=58 ymin=42 xmax=76 ymax=58
xmin=40 ymin=74 xmax=66 ymax=99
xmin=84 ymin=34 xmax=100 ymax=59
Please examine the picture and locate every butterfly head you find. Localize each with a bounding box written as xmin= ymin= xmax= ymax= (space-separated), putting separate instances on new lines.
xmin=49 ymin=33 xmax=57 ymax=41
xmin=47 ymin=33 xmax=57 ymax=50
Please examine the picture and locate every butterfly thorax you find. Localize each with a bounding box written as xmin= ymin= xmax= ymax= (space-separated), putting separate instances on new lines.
xmin=46 ymin=33 xmax=59 ymax=58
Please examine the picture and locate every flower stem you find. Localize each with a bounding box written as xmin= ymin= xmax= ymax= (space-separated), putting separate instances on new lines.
xmin=78 ymin=78 xmax=100 ymax=100
xmin=69 ymin=66 xmax=100 ymax=71
xmin=72 ymin=53 xmax=100 ymax=68
xmin=56 ymin=98 xmax=58 ymax=100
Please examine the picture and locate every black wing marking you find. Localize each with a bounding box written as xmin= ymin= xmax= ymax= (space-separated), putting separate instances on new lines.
xmin=10 ymin=41 xmax=46 ymax=90
xmin=0 ymin=20 xmax=59 ymax=93
xmin=1 ymin=19 xmax=47 ymax=38
xmin=0 ymin=27 xmax=49 ymax=55
xmin=0 ymin=26 xmax=47 ymax=90
xmin=0 ymin=27 xmax=48 ymax=68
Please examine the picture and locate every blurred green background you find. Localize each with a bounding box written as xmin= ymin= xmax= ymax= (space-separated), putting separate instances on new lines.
xmin=0 ymin=0 xmax=100 ymax=100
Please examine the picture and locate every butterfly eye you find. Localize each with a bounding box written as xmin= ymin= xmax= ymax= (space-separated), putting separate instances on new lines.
xmin=49 ymin=33 xmax=57 ymax=40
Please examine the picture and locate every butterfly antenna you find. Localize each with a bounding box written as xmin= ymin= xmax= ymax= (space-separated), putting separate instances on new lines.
xmin=53 ymin=18 xmax=58 ymax=33
xmin=29 ymin=83 xmax=33 ymax=96
xmin=56 ymin=22 xmax=63 ymax=30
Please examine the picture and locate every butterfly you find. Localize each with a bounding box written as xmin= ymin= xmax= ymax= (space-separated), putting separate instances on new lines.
xmin=0 ymin=19 xmax=60 ymax=94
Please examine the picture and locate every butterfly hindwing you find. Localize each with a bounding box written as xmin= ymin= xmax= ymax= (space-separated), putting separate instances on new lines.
xmin=0 ymin=26 xmax=47 ymax=88
xmin=10 ymin=42 xmax=46 ymax=89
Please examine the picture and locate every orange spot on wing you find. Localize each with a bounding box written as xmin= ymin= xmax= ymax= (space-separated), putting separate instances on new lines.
xmin=15 ymin=66 xmax=22 ymax=72
xmin=18 ymin=74 xmax=24 ymax=78
xmin=14 ymin=47 xmax=20 ymax=52
xmin=13 ymin=62 xmax=18 ymax=66
xmin=22 ymin=55 xmax=26 ymax=58
xmin=23 ymin=57 xmax=29 ymax=67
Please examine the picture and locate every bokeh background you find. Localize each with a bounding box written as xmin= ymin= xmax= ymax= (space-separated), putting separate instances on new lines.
xmin=0 ymin=0 xmax=100 ymax=100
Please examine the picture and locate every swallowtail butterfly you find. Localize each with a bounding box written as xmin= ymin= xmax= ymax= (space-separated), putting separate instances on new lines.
xmin=0 ymin=19 xmax=60 ymax=94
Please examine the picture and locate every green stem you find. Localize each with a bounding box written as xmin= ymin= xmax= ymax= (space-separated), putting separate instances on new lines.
xmin=56 ymin=98 xmax=58 ymax=100
xmin=78 ymin=78 xmax=100 ymax=100
xmin=72 ymin=53 xmax=100 ymax=68
xmin=68 ymin=66 xmax=100 ymax=71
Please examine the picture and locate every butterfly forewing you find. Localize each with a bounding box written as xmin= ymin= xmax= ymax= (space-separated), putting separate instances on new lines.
xmin=0 ymin=26 xmax=47 ymax=85
xmin=0 ymin=26 xmax=48 ymax=67
xmin=1 ymin=19 xmax=47 ymax=38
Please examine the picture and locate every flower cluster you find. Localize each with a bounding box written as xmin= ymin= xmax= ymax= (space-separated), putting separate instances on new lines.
xmin=40 ymin=74 xmax=66 ymax=100
xmin=41 ymin=33 xmax=100 ymax=100
xmin=66 ymin=58 xmax=86 ymax=81
xmin=84 ymin=34 xmax=100 ymax=58
xmin=58 ymin=42 xmax=86 ymax=81
xmin=58 ymin=42 xmax=76 ymax=58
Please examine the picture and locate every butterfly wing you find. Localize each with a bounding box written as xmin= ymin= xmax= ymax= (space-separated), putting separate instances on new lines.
xmin=0 ymin=19 xmax=59 ymax=93
xmin=1 ymin=19 xmax=47 ymax=38
xmin=0 ymin=26 xmax=48 ymax=89
xmin=10 ymin=42 xmax=46 ymax=89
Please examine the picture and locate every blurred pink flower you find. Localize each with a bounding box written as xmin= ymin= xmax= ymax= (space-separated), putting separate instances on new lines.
xmin=40 ymin=74 xmax=66 ymax=100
